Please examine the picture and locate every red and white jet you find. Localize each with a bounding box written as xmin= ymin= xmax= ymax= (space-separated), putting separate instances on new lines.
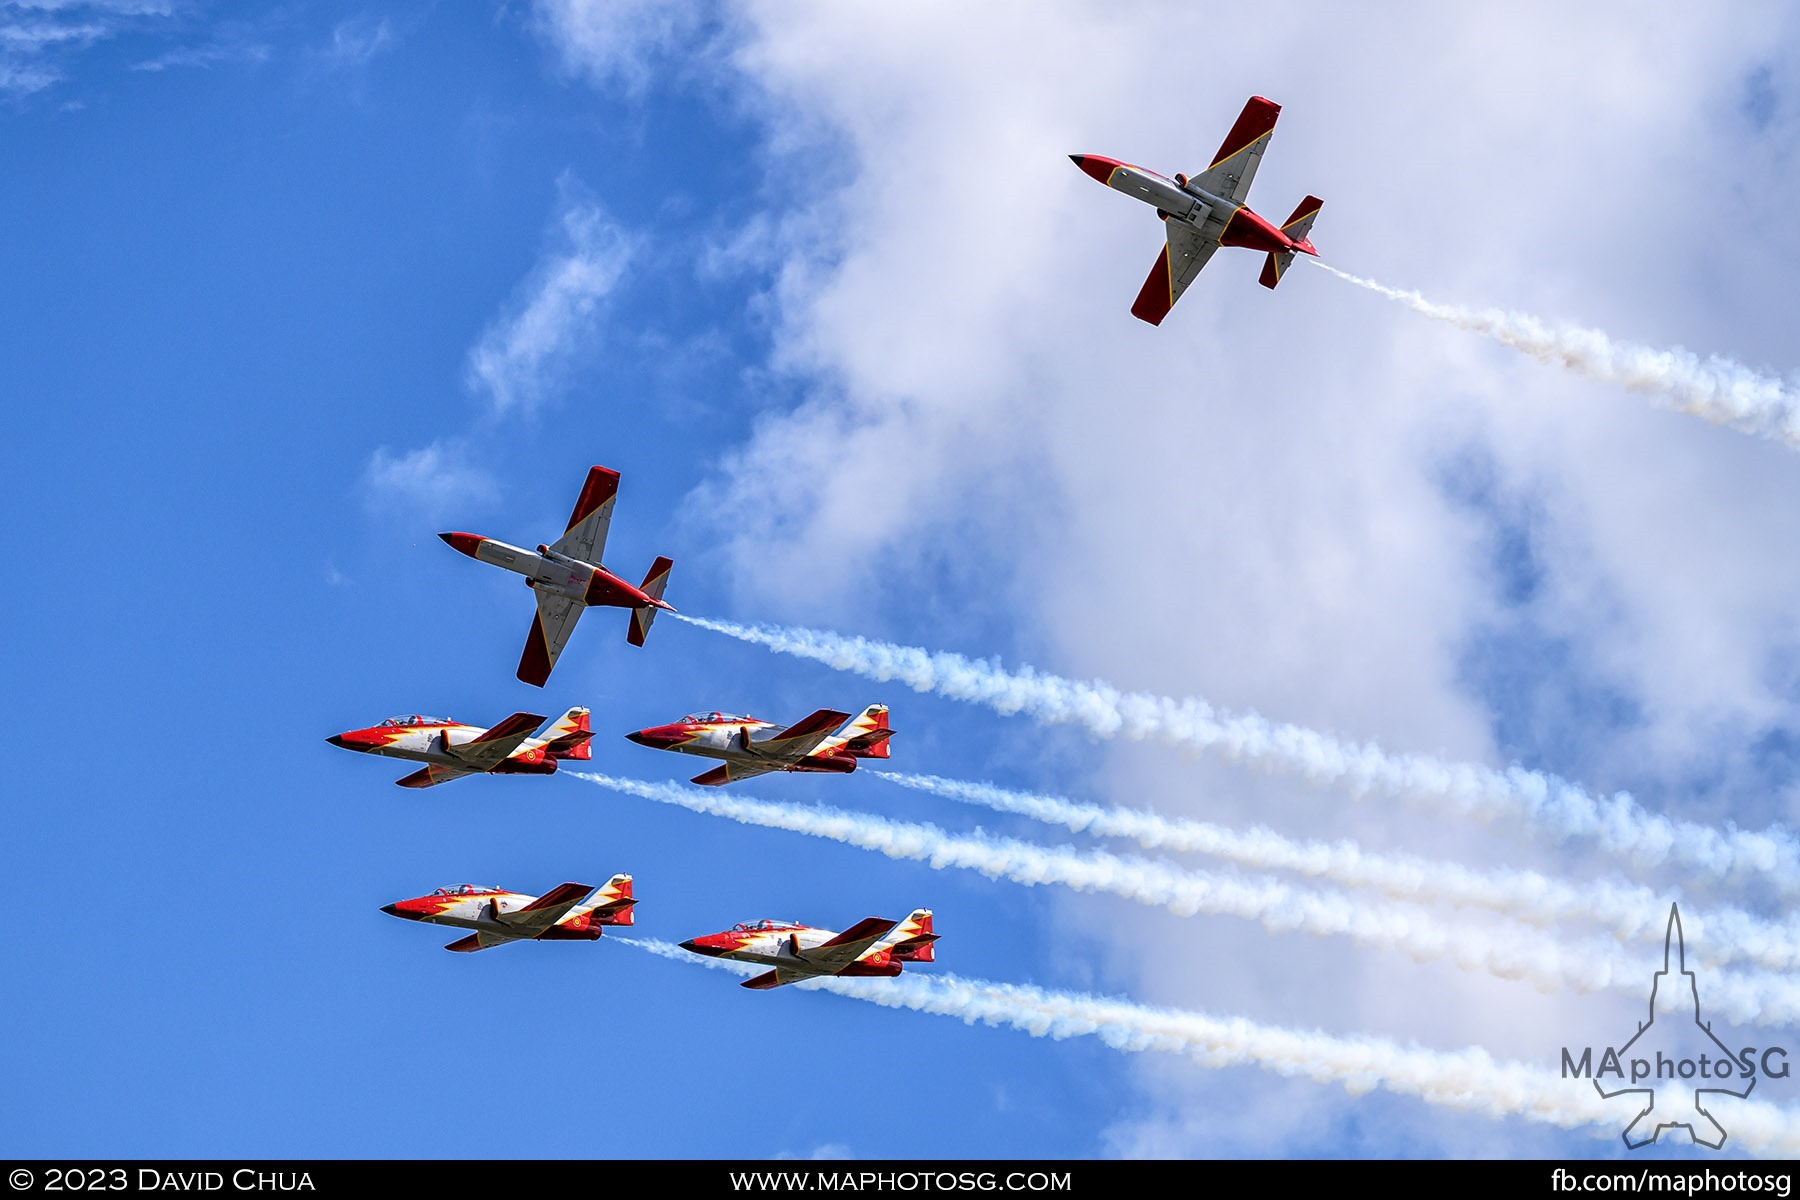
xmin=626 ymin=704 xmax=892 ymax=786
xmin=381 ymin=875 xmax=636 ymax=953
xmin=1071 ymin=95 xmax=1322 ymax=322
xmin=680 ymin=909 xmax=937 ymax=990
xmin=326 ymin=707 xmax=592 ymax=788
xmin=440 ymin=465 xmax=675 ymax=687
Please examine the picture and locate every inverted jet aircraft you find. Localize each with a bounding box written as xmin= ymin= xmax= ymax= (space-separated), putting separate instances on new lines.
xmin=626 ymin=705 xmax=893 ymax=786
xmin=381 ymin=875 xmax=636 ymax=952
xmin=680 ymin=909 xmax=936 ymax=990
xmin=327 ymin=707 xmax=592 ymax=788
xmin=1071 ymin=95 xmax=1322 ymax=323
xmin=440 ymin=465 xmax=675 ymax=687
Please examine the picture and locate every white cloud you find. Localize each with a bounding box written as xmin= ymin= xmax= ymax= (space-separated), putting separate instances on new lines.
xmin=530 ymin=0 xmax=705 ymax=95
xmin=130 ymin=39 xmax=268 ymax=72
xmin=327 ymin=13 xmax=392 ymax=67
xmin=362 ymin=441 xmax=500 ymax=520
xmin=464 ymin=188 xmax=635 ymax=417
xmin=0 ymin=0 xmax=178 ymax=94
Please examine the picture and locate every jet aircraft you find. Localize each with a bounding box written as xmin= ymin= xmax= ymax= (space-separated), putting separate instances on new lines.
xmin=1071 ymin=95 xmax=1322 ymax=323
xmin=626 ymin=705 xmax=892 ymax=786
xmin=327 ymin=707 xmax=592 ymax=788
xmin=381 ymin=875 xmax=636 ymax=952
xmin=440 ymin=465 xmax=674 ymax=686
xmin=680 ymin=909 xmax=937 ymax=990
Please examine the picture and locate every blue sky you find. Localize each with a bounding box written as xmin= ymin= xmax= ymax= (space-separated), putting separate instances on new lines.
xmin=7 ymin=0 xmax=1800 ymax=1160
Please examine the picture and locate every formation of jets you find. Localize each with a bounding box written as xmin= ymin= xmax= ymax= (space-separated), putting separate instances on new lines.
xmin=344 ymin=96 xmax=1314 ymax=990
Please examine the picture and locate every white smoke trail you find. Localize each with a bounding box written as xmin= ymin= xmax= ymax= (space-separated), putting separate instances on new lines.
xmin=670 ymin=612 xmax=1800 ymax=890
xmin=618 ymin=936 xmax=1800 ymax=1155
xmin=1313 ymin=262 xmax=1800 ymax=448
xmin=876 ymin=771 xmax=1800 ymax=974
xmin=574 ymin=772 xmax=1800 ymax=1026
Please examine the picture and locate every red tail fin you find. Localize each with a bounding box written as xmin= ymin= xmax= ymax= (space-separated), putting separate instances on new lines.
xmin=544 ymin=708 xmax=593 ymax=761
xmin=627 ymin=556 xmax=675 ymax=647
xmin=839 ymin=705 xmax=893 ymax=759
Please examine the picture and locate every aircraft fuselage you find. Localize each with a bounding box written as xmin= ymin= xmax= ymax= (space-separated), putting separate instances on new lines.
xmin=326 ymin=720 xmax=557 ymax=774
xmin=679 ymin=925 xmax=899 ymax=977
xmin=1090 ymin=160 xmax=1300 ymax=257
xmin=441 ymin=533 xmax=662 ymax=611
xmin=626 ymin=718 xmax=858 ymax=774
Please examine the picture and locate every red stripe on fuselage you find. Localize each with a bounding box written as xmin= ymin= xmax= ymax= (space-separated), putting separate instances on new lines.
xmin=1217 ymin=207 xmax=1291 ymax=255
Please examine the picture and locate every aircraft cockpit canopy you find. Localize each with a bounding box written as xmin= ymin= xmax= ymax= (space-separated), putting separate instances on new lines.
xmin=733 ymin=919 xmax=798 ymax=933
xmin=381 ymin=715 xmax=449 ymax=727
xmin=685 ymin=712 xmax=755 ymax=725
xmin=433 ymin=884 xmax=498 ymax=896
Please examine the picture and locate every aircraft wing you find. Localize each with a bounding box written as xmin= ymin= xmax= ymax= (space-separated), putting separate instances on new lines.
xmin=1192 ymin=95 xmax=1279 ymax=203
xmin=445 ymin=711 xmax=549 ymax=771
xmin=748 ymin=708 xmax=853 ymax=762
xmin=492 ymin=882 xmax=595 ymax=936
xmin=794 ymin=916 xmax=900 ymax=973
xmin=1130 ymin=222 xmax=1218 ymax=326
xmin=549 ymin=466 xmax=619 ymax=565
xmin=445 ymin=931 xmax=524 ymax=953
xmin=518 ymin=591 xmax=584 ymax=687
xmin=690 ymin=762 xmax=778 ymax=787
xmin=741 ymin=966 xmax=814 ymax=990
xmin=395 ymin=764 xmax=478 ymax=788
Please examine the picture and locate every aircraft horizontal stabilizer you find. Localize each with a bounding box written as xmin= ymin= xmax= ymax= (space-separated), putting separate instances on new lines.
xmin=1259 ymin=195 xmax=1323 ymax=290
xmin=627 ymin=556 xmax=675 ymax=647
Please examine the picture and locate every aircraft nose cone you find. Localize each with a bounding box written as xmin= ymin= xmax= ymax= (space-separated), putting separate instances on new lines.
xmin=439 ymin=531 xmax=483 ymax=558
xmin=625 ymin=730 xmax=649 ymax=747
xmin=379 ymin=904 xmax=400 ymax=917
xmin=1070 ymin=154 xmax=1117 ymax=185
xmin=326 ymin=734 xmax=348 ymax=749
xmin=678 ymin=939 xmax=697 ymax=952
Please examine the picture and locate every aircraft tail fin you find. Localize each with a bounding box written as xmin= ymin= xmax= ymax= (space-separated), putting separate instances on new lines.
xmin=836 ymin=704 xmax=894 ymax=759
xmin=590 ymin=873 xmax=636 ymax=926
xmin=627 ymin=556 xmax=675 ymax=647
xmin=888 ymin=909 xmax=938 ymax=962
xmin=1259 ymin=195 xmax=1323 ymax=290
xmin=543 ymin=706 xmax=593 ymax=761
